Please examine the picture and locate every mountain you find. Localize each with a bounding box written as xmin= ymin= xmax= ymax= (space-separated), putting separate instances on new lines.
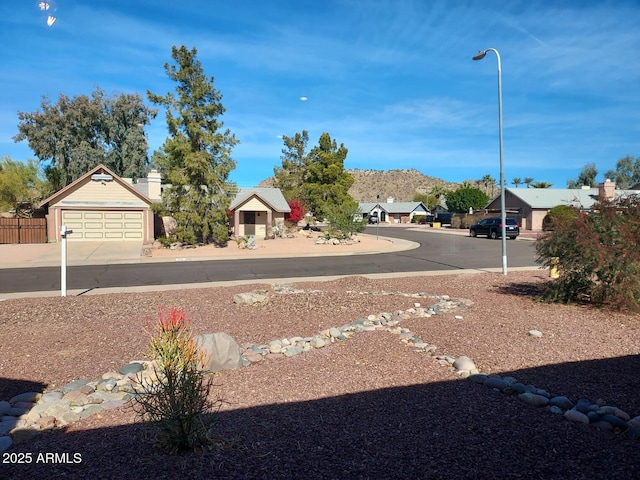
xmin=345 ymin=169 xmax=459 ymax=202
xmin=258 ymin=168 xmax=459 ymax=202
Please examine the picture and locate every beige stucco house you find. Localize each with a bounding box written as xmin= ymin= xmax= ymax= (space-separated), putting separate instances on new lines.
xmin=39 ymin=165 xmax=291 ymax=243
xmin=485 ymin=180 xmax=637 ymax=230
xmin=359 ymin=198 xmax=429 ymax=224
xmin=39 ymin=164 xmax=157 ymax=243
xmin=229 ymin=188 xmax=291 ymax=238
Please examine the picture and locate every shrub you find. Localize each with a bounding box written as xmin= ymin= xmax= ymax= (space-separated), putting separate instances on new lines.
xmin=285 ymin=199 xmax=305 ymax=224
xmin=132 ymin=307 xmax=217 ymax=453
xmin=210 ymin=223 xmax=230 ymax=247
xmin=158 ymin=235 xmax=173 ymax=248
xmin=444 ymin=186 xmax=489 ymax=213
xmin=536 ymin=195 xmax=640 ymax=312
xmin=542 ymin=204 xmax=580 ymax=231
xmin=457 ymin=214 xmax=479 ymax=229
xmin=324 ymin=200 xmax=366 ymax=239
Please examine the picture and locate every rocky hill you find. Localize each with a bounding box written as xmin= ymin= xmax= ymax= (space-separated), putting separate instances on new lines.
xmin=259 ymin=168 xmax=459 ymax=202
xmin=345 ymin=169 xmax=459 ymax=202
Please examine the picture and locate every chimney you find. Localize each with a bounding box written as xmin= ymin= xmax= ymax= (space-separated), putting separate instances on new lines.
xmin=147 ymin=169 xmax=162 ymax=200
xmin=598 ymin=179 xmax=615 ymax=200
xmin=386 ymin=196 xmax=394 ymax=203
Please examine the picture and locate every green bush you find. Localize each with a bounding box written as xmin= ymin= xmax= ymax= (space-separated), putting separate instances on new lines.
xmin=132 ymin=307 xmax=217 ymax=453
xmin=324 ymin=200 xmax=366 ymax=239
xmin=542 ymin=204 xmax=580 ymax=231
xmin=536 ymin=195 xmax=640 ymax=312
xmin=444 ymin=186 xmax=489 ymax=213
xmin=210 ymin=223 xmax=230 ymax=247
xmin=158 ymin=236 xmax=173 ymax=248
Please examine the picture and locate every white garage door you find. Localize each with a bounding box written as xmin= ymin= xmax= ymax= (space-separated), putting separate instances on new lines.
xmin=62 ymin=210 xmax=144 ymax=241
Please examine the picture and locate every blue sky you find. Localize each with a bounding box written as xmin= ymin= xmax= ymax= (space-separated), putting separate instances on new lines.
xmin=1 ymin=1 xmax=639 ymax=189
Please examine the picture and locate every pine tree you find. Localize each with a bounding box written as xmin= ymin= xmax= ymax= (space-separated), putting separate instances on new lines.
xmin=273 ymin=130 xmax=310 ymax=202
xmin=303 ymin=133 xmax=354 ymax=221
xmin=148 ymin=46 xmax=238 ymax=245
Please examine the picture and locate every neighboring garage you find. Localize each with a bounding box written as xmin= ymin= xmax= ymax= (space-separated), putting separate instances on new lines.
xmin=39 ymin=164 xmax=156 ymax=243
xmin=61 ymin=210 xmax=145 ymax=241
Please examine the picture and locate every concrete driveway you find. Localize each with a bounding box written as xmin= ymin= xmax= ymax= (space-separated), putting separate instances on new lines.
xmin=0 ymin=241 xmax=144 ymax=269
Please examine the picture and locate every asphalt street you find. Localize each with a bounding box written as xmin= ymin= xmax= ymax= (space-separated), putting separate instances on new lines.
xmin=0 ymin=227 xmax=539 ymax=298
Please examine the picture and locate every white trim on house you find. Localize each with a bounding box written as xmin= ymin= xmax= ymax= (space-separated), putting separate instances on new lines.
xmin=39 ymin=164 xmax=155 ymax=243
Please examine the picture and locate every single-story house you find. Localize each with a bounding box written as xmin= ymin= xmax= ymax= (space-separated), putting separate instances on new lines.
xmin=229 ymin=188 xmax=290 ymax=238
xmin=484 ymin=180 xmax=639 ymax=230
xmin=39 ymin=164 xmax=158 ymax=243
xmin=359 ymin=198 xmax=429 ymax=224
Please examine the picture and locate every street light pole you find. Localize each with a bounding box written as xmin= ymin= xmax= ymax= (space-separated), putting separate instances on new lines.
xmin=473 ymin=48 xmax=507 ymax=276
xmin=376 ymin=194 xmax=380 ymax=240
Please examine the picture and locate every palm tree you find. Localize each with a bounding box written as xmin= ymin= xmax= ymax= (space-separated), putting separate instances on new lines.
xmin=524 ymin=177 xmax=534 ymax=188
xmin=430 ymin=185 xmax=448 ymax=197
xmin=430 ymin=185 xmax=448 ymax=209
xmin=480 ymin=174 xmax=496 ymax=197
xmin=530 ymin=181 xmax=553 ymax=188
xmin=512 ymin=177 xmax=522 ymax=188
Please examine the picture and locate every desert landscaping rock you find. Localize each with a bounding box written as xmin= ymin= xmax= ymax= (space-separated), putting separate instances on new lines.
xmin=1 ymin=288 xmax=639 ymax=454
xmin=194 ymin=332 xmax=244 ymax=372
xmin=519 ymin=392 xmax=550 ymax=407
xmin=550 ymin=396 xmax=574 ymax=410
xmin=62 ymin=380 xmax=90 ymax=394
xmin=119 ymin=362 xmax=144 ymax=375
xmin=233 ymin=291 xmax=269 ymax=306
xmin=565 ymin=409 xmax=590 ymax=424
xmin=452 ymin=355 xmax=476 ymax=371
xmin=9 ymin=392 xmax=41 ymax=404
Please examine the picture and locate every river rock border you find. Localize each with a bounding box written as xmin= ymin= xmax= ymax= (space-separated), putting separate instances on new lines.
xmin=1 ymin=288 xmax=639 ymax=452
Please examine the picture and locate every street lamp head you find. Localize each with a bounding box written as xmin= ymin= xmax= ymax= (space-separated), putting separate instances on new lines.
xmin=472 ymin=50 xmax=487 ymax=61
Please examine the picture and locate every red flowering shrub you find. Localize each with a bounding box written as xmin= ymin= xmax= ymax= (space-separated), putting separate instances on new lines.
xmin=285 ymin=199 xmax=305 ymax=223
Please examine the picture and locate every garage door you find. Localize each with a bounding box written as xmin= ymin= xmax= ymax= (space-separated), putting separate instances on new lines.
xmin=61 ymin=210 xmax=144 ymax=241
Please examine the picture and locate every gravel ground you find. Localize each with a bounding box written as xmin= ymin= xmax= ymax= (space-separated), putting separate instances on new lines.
xmin=2 ymin=270 xmax=640 ymax=479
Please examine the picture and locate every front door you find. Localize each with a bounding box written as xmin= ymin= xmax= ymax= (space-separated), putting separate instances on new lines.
xmin=244 ymin=211 xmax=256 ymax=235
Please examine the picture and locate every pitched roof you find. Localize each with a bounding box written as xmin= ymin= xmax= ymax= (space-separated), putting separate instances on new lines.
xmin=359 ymin=202 xmax=428 ymax=214
xmin=496 ymin=187 xmax=640 ymax=210
xmin=382 ymin=202 xmax=428 ymax=214
xmin=38 ymin=164 xmax=153 ymax=208
xmin=358 ymin=202 xmax=381 ymax=213
xmin=229 ymin=188 xmax=291 ymax=212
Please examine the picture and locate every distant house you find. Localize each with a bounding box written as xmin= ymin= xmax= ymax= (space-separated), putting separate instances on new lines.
xmin=485 ymin=180 xmax=639 ymax=230
xmin=229 ymin=188 xmax=291 ymax=238
xmin=359 ymin=197 xmax=429 ymax=224
xmin=39 ymin=164 xmax=157 ymax=243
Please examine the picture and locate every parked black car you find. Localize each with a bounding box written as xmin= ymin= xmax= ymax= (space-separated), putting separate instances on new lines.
xmin=469 ymin=217 xmax=519 ymax=239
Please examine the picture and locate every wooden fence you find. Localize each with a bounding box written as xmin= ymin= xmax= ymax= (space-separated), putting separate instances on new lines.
xmin=0 ymin=218 xmax=48 ymax=244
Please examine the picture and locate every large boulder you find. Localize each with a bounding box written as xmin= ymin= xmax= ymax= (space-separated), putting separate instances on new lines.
xmin=233 ymin=291 xmax=269 ymax=305
xmin=193 ymin=332 xmax=243 ymax=372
